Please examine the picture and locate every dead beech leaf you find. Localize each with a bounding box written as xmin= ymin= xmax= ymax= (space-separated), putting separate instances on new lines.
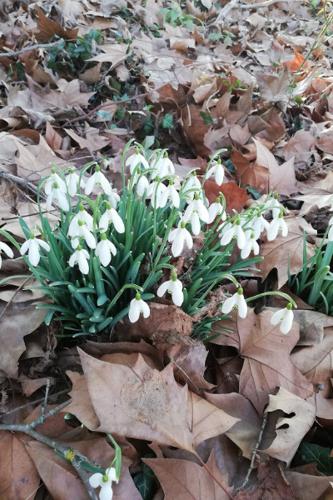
xmin=35 ymin=7 xmax=78 ymax=42
xmin=45 ymin=122 xmax=63 ymax=150
xmin=144 ymin=453 xmax=231 ymax=500
xmin=285 ymin=470 xmax=333 ymax=500
xmin=88 ymin=43 xmax=128 ymax=65
xmin=65 ymin=127 xmax=111 ymax=153
xmin=204 ymin=180 xmax=249 ymax=212
xmin=232 ymin=150 xmax=269 ymax=193
xmin=0 ymin=302 xmax=46 ymax=379
xmin=258 ymin=217 xmax=316 ymax=288
xmin=66 ymin=350 xmax=238 ymax=451
xmin=0 ymin=432 xmax=40 ymax=500
xmin=262 ymin=388 xmax=315 ymax=465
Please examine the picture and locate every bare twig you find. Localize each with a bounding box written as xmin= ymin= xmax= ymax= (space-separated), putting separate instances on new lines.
xmin=0 ymin=41 xmax=62 ymax=59
xmin=0 ymin=276 xmax=32 ymax=323
xmin=0 ymin=388 xmax=69 ymax=417
xmin=240 ymin=0 xmax=295 ymax=8
xmin=0 ymin=402 xmax=99 ymax=500
xmin=238 ymin=412 xmax=268 ymax=490
xmin=0 ymin=170 xmax=40 ymax=197
xmin=41 ymin=378 xmax=51 ymax=420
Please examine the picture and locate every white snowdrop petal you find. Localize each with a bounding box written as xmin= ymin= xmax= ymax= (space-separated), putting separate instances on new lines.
xmin=0 ymin=242 xmax=14 ymax=258
xmin=270 ymin=308 xmax=285 ymax=326
xmin=171 ymin=233 xmax=184 ymax=257
xmin=220 ymin=227 xmax=235 ymax=246
xmin=171 ymin=280 xmax=184 ymax=306
xmin=281 ymin=309 xmax=294 ymax=334
xmin=69 ymin=252 xmax=77 ymax=267
xmin=267 ymin=219 xmax=279 ymax=241
xmin=221 ymin=295 xmax=236 ymax=314
xmin=84 ymin=175 xmax=95 ymax=195
xmin=141 ymin=300 xmax=151 ymax=319
xmin=89 ymin=473 xmax=103 ymax=488
xmin=128 ymin=299 xmax=140 ymax=323
xmin=191 ymin=212 xmax=201 ymax=236
xmin=215 ymin=164 xmax=224 ymax=185
xmin=237 ymin=294 xmax=248 ymax=319
xmin=236 ymin=226 xmax=246 ymax=250
xmin=78 ymin=252 xmax=89 ymax=274
xmin=100 ymin=483 xmax=113 ymax=500
xmin=111 ymin=210 xmax=125 ymax=234
xmin=29 ymin=240 xmax=40 ymax=266
xmin=240 ymin=242 xmax=251 ymax=259
xmin=157 ymin=281 xmax=170 ymax=298
xmin=184 ymin=229 xmax=193 ymax=250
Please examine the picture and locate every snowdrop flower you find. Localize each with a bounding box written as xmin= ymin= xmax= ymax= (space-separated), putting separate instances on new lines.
xmin=241 ymin=231 xmax=260 ymax=259
xmin=65 ymin=168 xmax=85 ymax=197
xmin=44 ymin=171 xmax=66 ymax=196
xmin=264 ymin=196 xmax=283 ymax=219
xmin=151 ymin=156 xmax=175 ymax=179
xmin=126 ymin=152 xmax=149 ymax=174
xmin=221 ymin=288 xmax=247 ymax=319
xmin=95 ymin=233 xmax=117 ymax=267
xmin=182 ymin=173 xmax=202 ymax=201
xmin=89 ymin=466 xmax=117 ymax=500
xmin=168 ymin=220 xmax=193 ymax=257
xmin=267 ymin=214 xmax=288 ymax=241
xmin=128 ymin=293 xmax=151 ymax=323
xmin=85 ymin=166 xmax=112 ymax=196
xmin=135 ymin=174 xmax=150 ymax=197
xmin=205 ymin=160 xmax=224 ymax=186
xmin=99 ymin=203 xmax=125 ymax=233
xmin=0 ymin=241 xmax=14 ymax=268
xmin=69 ymin=247 xmax=90 ymax=275
xmin=208 ymin=196 xmax=226 ymax=224
xmin=68 ymin=206 xmax=93 ymax=236
xmin=183 ymin=194 xmax=209 ymax=235
xmin=70 ymin=220 xmax=96 ymax=249
xmin=148 ymin=179 xmax=168 ymax=209
xmin=220 ymin=220 xmax=246 ymax=250
xmin=108 ymin=189 xmax=120 ymax=209
xmin=164 ymin=181 xmax=180 ymax=208
xmin=250 ymin=213 xmax=270 ymax=240
xmin=157 ymin=269 xmax=184 ymax=306
xmin=270 ymin=303 xmax=294 ymax=334
xmin=20 ymin=237 xmax=50 ymax=266
xmin=46 ymin=182 xmax=70 ymax=212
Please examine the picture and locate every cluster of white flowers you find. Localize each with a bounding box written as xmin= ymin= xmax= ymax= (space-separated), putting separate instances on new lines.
xmin=1 ymin=147 xmax=295 ymax=333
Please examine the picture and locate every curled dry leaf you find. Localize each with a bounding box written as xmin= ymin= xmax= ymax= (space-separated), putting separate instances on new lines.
xmin=66 ymin=350 xmax=238 ymax=451
xmin=262 ymin=387 xmax=316 ymax=465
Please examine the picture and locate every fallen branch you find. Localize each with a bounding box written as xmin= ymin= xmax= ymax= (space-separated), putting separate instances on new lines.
xmin=0 ymin=41 xmax=62 ymax=58
xmin=0 ymin=170 xmax=40 ymax=197
xmin=0 ymin=401 xmax=99 ymax=500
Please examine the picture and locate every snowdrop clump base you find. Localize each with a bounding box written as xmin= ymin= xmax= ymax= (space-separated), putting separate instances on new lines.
xmin=0 ymin=142 xmax=296 ymax=337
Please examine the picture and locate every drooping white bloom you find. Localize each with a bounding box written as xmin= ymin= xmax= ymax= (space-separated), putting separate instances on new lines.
xmin=250 ymin=214 xmax=270 ymax=239
xmin=151 ymin=156 xmax=175 ymax=179
xmin=221 ymin=288 xmax=247 ymax=319
xmin=68 ymin=207 xmax=93 ymax=237
xmin=264 ymin=197 xmax=283 ymax=219
xmin=267 ymin=216 xmax=288 ymax=241
xmin=46 ymin=182 xmax=70 ymax=212
xmin=89 ymin=466 xmax=117 ymax=500
xmin=157 ymin=270 xmax=184 ymax=306
xmin=128 ymin=293 xmax=151 ymax=323
xmin=99 ymin=205 xmax=125 ymax=234
xmin=270 ymin=304 xmax=294 ymax=334
xmin=241 ymin=232 xmax=260 ymax=259
xmin=108 ymin=189 xmax=120 ymax=209
xmin=168 ymin=221 xmax=193 ymax=257
xmin=65 ymin=169 xmax=85 ymax=197
xmin=135 ymin=175 xmax=150 ymax=197
xmin=208 ymin=200 xmax=226 ymax=224
xmin=85 ymin=167 xmax=112 ymax=196
xmin=164 ymin=182 xmax=180 ymax=208
xmin=182 ymin=173 xmax=202 ymax=201
xmin=69 ymin=220 xmax=96 ymax=250
xmin=126 ymin=152 xmax=149 ymax=174
xmin=183 ymin=196 xmax=209 ymax=235
xmin=220 ymin=221 xmax=246 ymax=249
xmin=95 ymin=235 xmax=117 ymax=267
xmin=205 ymin=161 xmax=225 ymax=186
xmin=148 ymin=180 xmax=168 ymax=209
xmin=20 ymin=237 xmax=50 ymax=267
xmin=44 ymin=172 xmax=66 ymax=196
xmin=69 ymin=247 xmax=90 ymax=275
xmin=0 ymin=241 xmax=14 ymax=268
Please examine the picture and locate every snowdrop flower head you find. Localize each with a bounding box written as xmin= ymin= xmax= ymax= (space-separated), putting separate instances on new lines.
xmin=70 ymin=220 xmax=96 ymax=249
xmin=241 ymin=231 xmax=260 ymax=259
xmin=168 ymin=220 xmax=193 ymax=257
xmin=44 ymin=169 xmax=66 ymax=196
xmin=221 ymin=287 xmax=247 ymax=319
xmin=108 ymin=189 xmax=120 ymax=209
xmin=85 ymin=165 xmax=112 ymax=196
xmin=164 ymin=180 xmax=180 ymax=208
xmin=20 ymin=236 xmax=50 ymax=267
xmin=68 ymin=246 xmax=90 ymax=275
xmin=270 ymin=303 xmax=294 ymax=334
xmin=157 ymin=268 xmax=184 ymax=306
xmin=182 ymin=172 xmax=202 ymax=201
xmin=68 ymin=204 xmax=93 ymax=236
xmin=128 ymin=292 xmax=151 ymax=323
xmin=89 ymin=466 xmax=117 ymax=500
xmin=267 ymin=214 xmax=288 ymax=241
xmin=205 ymin=160 xmax=225 ymax=186
xmin=208 ymin=195 xmax=226 ymax=223
xmin=264 ymin=195 xmax=283 ymax=219
xmin=65 ymin=168 xmax=85 ymax=197
xmin=0 ymin=241 xmax=14 ymax=268
xmin=151 ymin=155 xmax=175 ymax=179
xmin=95 ymin=233 xmax=117 ymax=267
xmin=220 ymin=219 xmax=246 ymax=250
xmin=46 ymin=181 xmax=70 ymax=212
xmin=135 ymin=174 xmax=150 ymax=197
xmin=251 ymin=213 xmax=270 ymax=240
xmin=148 ymin=178 xmax=168 ymax=208
xmin=126 ymin=152 xmax=149 ymax=175
xmin=99 ymin=203 xmax=125 ymax=234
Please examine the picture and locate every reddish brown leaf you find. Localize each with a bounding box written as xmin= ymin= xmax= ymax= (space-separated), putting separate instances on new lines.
xmin=204 ymin=180 xmax=249 ymax=212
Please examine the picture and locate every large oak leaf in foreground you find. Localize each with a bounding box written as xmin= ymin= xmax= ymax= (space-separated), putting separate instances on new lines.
xmin=66 ymin=350 xmax=238 ymax=451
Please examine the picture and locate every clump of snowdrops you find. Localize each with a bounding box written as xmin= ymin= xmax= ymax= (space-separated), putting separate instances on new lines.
xmin=0 ymin=142 xmax=296 ymax=337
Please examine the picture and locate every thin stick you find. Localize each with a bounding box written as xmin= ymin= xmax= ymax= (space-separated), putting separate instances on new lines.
xmin=0 ymin=41 xmax=62 ymax=58
xmin=0 ymin=170 xmax=40 ymax=197
xmin=238 ymin=412 xmax=268 ymax=490
xmin=240 ymin=0 xmax=293 ymax=8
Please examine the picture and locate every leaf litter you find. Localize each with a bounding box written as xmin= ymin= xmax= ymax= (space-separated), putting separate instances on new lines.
xmin=0 ymin=1 xmax=333 ymax=499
